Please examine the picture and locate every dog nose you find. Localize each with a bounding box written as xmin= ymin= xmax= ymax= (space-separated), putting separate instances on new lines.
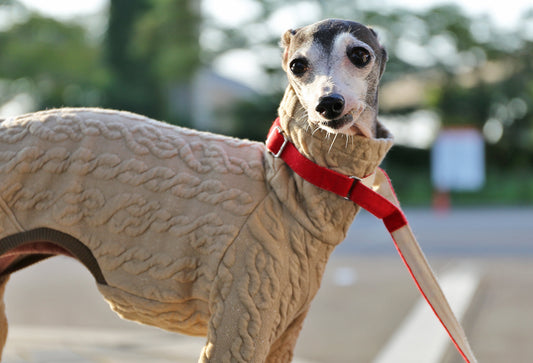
xmin=315 ymin=94 xmax=345 ymax=119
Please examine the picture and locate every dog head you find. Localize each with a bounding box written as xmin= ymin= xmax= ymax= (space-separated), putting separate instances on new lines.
xmin=281 ymin=19 xmax=387 ymax=137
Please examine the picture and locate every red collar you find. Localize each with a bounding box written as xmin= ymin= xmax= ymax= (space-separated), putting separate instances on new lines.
xmin=266 ymin=117 xmax=406 ymax=233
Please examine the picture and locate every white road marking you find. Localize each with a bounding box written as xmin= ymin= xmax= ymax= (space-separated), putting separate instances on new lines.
xmin=373 ymin=262 xmax=481 ymax=363
xmin=332 ymin=266 xmax=358 ymax=286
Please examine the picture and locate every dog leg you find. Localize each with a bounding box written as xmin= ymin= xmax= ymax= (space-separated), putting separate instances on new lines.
xmin=264 ymin=310 xmax=309 ymax=363
xmin=0 ymin=275 xmax=9 ymax=360
xmin=199 ymin=241 xmax=285 ymax=362
xmin=198 ymin=295 xmax=278 ymax=363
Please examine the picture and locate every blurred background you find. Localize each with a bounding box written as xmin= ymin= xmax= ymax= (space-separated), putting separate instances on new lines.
xmin=1 ymin=0 xmax=532 ymax=205
xmin=1 ymin=1 xmax=533 ymax=362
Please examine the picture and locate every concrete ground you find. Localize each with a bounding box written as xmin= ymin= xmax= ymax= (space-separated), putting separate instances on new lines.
xmin=2 ymin=207 xmax=533 ymax=362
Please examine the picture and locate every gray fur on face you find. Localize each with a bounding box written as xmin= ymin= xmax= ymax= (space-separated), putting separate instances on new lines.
xmin=282 ymin=19 xmax=387 ymax=78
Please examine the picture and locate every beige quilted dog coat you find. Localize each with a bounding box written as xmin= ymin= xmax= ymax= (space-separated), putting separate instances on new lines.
xmin=0 ymin=85 xmax=394 ymax=361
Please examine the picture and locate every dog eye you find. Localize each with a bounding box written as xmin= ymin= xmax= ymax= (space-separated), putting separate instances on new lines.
xmin=289 ymin=58 xmax=309 ymax=76
xmin=348 ymin=47 xmax=371 ymax=68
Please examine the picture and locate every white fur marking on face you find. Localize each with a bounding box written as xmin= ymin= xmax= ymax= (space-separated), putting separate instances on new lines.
xmin=288 ymin=41 xmax=324 ymax=106
xmin=329 ymin=33 xmax=374 ymax=115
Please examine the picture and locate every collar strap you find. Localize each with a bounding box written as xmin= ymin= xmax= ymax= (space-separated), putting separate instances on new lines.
xmin=266 ymin=118 xmax=407 ymax=233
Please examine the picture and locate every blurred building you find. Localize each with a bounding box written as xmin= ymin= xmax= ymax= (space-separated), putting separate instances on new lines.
xmin=169 ymin=68 xmax=256 ymax=132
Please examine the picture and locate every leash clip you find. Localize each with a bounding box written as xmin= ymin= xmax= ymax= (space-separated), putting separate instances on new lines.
xmin=271 ymin=126 xmax=289 ymax=158
xmin=344 ymin=175 xmax=361 ymax=200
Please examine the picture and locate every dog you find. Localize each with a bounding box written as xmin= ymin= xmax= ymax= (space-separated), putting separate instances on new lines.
xmin=0 ymin=19 xmax=393 ymax=362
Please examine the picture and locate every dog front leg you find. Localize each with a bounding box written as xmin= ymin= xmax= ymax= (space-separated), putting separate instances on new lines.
xmin=199 ymin=244 xmax=283 ymax=362
xmin=264 ymin=309 xmax=309 ymax=363
xmin=199 ymin=291 xmax=279 ymax=362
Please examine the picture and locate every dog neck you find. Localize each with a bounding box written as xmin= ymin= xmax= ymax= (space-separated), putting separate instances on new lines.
xmin=277 ymin=85 xmax=394 ymax=178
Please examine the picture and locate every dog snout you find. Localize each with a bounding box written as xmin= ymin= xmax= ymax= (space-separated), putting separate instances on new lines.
xmin=315 ymin=94 xmax=345 ymax=120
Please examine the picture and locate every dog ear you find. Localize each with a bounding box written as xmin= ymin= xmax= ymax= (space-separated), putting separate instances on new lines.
xmin=379 ymin=47 xmax=388 ymax=79
xmin=280 ymin=29 xmax=298 ymax=71
xmin=369 ymin=27 xmax=388 ymax=79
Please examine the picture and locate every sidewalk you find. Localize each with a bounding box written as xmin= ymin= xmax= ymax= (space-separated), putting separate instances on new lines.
xmin=3 ymin=326 xmax=316 ymax=363
xmin=4 ymin=326 xmax=205 ymax=363
xmin=2 ymin=256 xmax=323 ymax=363
xmin=5 ymin=257 xmax=533 ymax=362
xmin=0 ymin=255 xmax=464 ymax=363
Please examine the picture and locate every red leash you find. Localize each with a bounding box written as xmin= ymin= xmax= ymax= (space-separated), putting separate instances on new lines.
xmin=266 ymin=118 xmax=477 ymax=363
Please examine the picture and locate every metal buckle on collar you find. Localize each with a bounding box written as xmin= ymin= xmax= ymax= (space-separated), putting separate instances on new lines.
xmin=271 ymin=126 xmax=289 ymax=158
xmin=344 ymin=176 xmax=361 ymax=200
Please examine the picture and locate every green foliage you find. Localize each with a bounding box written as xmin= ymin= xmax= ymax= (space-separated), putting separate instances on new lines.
xmin=103 ymin=0 xmax=200 ymax=123
xmin=0 ymin=0 xmax=201 ymax=125
xmin=222 ymin=93 xmax=282 ymax=141
xmin=134 ymin=0 xmax=200 ymax=82
xmin=431 ymin=82 xmax=492 ymax=126
xmin=103 ymin=0 xmax=162 ymax=118
xmin=0 ymin=13 xmax=107 ymax=108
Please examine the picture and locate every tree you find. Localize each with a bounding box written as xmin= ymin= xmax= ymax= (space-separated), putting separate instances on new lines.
xmin=0 ymin=5 xmax=106 ymax=110
xmin=103 ymin=0 xmax=201 ymax=125
xmin=103 ymin=0 xmax=162 ymax=118
xmin=133 ymin=0 xmax=201 ymax=124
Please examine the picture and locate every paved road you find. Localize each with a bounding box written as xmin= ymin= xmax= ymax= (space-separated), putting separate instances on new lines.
xmin=340 ymin=206 xmax=533 ymax=256
xmin=2 ymin=207 xmax=532 ymax=362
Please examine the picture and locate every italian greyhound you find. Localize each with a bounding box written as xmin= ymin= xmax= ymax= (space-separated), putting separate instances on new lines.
xmin=0 ymin=19 xmax=401 ymax=362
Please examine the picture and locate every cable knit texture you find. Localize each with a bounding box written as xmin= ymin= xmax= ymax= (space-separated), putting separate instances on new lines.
xmin=0 ymin=87 xmax=393 ymax=362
